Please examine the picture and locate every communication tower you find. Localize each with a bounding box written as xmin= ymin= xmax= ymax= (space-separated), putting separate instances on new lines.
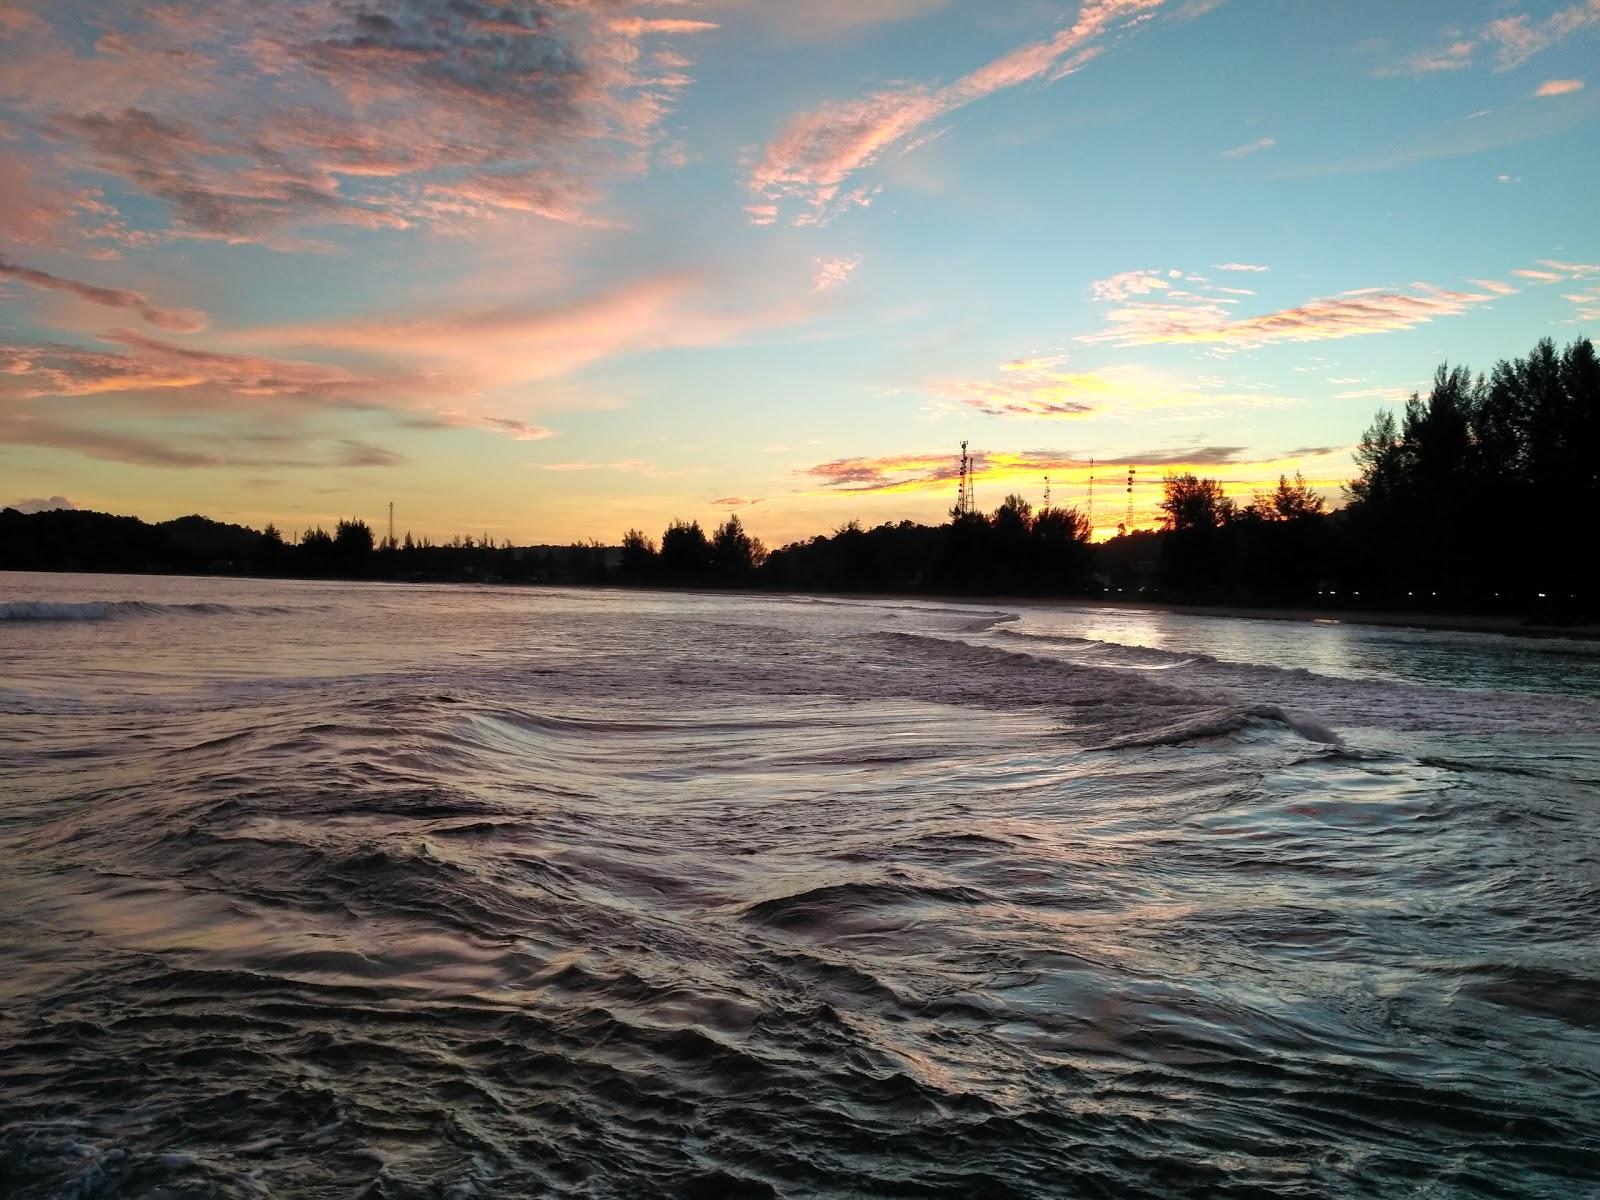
xmin=1125 ymin=467 xmax=1135 ymax=533
xmin=388 ymin=500 xmax=395 ymax=547
xmin=1087 ymin=457 xmax=1095 ymax=530
xmin=1043 ymin=475 xmax=1051 ymax=509
xmin=956 ymin=441 xmax=977 ymax=516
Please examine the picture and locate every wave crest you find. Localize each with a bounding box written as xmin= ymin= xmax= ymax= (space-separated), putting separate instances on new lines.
xmin=1095 ymin=703 xmax=1343 ymax=750
xmin=0 ymin=600 xmax=294 ymax=622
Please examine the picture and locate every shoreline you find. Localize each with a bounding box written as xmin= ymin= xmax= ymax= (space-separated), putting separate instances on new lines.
xmin=777 ymin=588 xmax=1600 ymax=641
xmin=4 ymin=566 xmax=1597 ymax=641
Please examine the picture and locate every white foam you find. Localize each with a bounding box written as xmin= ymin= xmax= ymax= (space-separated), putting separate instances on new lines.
xmin=1095 ymin=703 xmax=1344 ymax=750
xmin=0 ymin=600 xmax=295 ymax=621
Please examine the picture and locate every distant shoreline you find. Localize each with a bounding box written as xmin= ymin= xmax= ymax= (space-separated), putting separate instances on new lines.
xmin=8 ymin=565 xmax=1594 ymax=642
xmin=953 ymin=593 xmax=1600 ymax=641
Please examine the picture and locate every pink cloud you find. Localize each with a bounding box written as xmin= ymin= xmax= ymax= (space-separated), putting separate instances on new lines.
xmin=1534 ymin=78 xmax=1585 ymax=96
xmin=0 ymin=254 xmax=207 ymax=331
xmin=1486 ymin=1 xmax=1600 ymax=69
xmin=0 ymin=334 xmax=386 ymax=404
xmin=747 ymin=0 xmax=1166 ymax=224
xmin=1080 ymin=281 xmax=1495 ymax=347
xmin=246 ymin=270 xmax=813 ymax=388
xmin=1091 ymin=270 xmax=1172 ymax=302
xmin=608 ymin=18 xmax=719 ymax=35
xmin=813 ymin=254 xmax=863 ymax=291
xmin=1 ymin=0 xmax=716 ymax=245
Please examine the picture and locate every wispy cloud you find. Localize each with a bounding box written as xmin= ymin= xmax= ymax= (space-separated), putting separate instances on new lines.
xmin=1375 ymin=39 xmax=1475 ymax=77
xmin=0 ymin=335 xmax=384 ymax=404
xmin=1091 ymin=269 xmax=1173 ymax=302
xmin=1540 ymin=259 xmax=1600 ymax=275
xmin=1380 ymin=2 xmax=1600 ymax=77
xmin=0 ymin=0 xmax=718 ymax=246
xmin=1080 ymin=280 xmax=1497 ymax=348
xmin=943 ymin=364 xmax=1114 ymax=418
xmin=938 ymin=359 xmax=1295 ymax=419
xmin=1485 ymin=2 xmax=1600 ymax=70
xmin=1221 ymin=135 xmax=1276 ymax=159
xmin=1213 ymin=262 xmax=1269 ymax=272
xmin=0 ymin=410 xmax=404 ymax=470
xmin=814 ymin=254 xmax=863 ymax=291
xmin=1535 ymin=78 xmax=1585 ymax=96
xmin=747 ymin=0 xmax=1166 ymax=225
xmin=0 ymin=328 xmax=556 ymax=454
xmin=246 ymin=269 xmax=816 ymax=389
xmin=0 ymin=254 xmax=207 ymax=331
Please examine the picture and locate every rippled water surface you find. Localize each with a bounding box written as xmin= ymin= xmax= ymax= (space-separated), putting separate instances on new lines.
xmin=2 ymin=573 xmax=1598 ymax=1198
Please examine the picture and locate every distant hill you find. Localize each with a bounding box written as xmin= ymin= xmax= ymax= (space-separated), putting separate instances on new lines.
xmin=0 ymin=507 xmax=619 ymax=582
xmin=158 ymin=514 xmax=264 ymax=560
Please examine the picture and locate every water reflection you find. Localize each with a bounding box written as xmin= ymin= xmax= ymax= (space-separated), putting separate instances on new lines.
xmin=1013 ymin=604 xmax=1600 ymax=697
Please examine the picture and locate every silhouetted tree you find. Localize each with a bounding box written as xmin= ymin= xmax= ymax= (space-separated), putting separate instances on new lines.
xmin=619 ymin=528 xmax=658 ymax=582
xmin=1160 ymin=473 xmax=1234 ymax=598
xmin=710 ymin=515 xmax=758 ymax=582
xmin=334 ymin=518 xmax=374 ymax=556
xmin=1251 ymin=473 xmax=1325 ymax=521
xmin=255 ymin=523 xmax=287 ymax=574
xmin=1032 ymin=505 xmax=1093 ymax=591
xmin=660 ymin=519 xmax=712 ymax=581
xmin=1343 ymin=336 xmax=1598 ymax=613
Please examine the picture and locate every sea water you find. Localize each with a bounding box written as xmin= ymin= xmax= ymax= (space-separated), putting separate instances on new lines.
xmin=1 ymin=573 xmax=1597 ymax=1198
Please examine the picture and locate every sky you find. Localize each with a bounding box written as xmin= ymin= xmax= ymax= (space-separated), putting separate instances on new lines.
xmin=1 ymin=0 xmax=1597 ymax=544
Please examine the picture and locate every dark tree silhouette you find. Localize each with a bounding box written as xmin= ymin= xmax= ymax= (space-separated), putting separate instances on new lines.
xmin=1159 ymin=473 xmax=1234 ymax=598
xmin=660 ymin=519 xmax=712 ymax=581
xmin=620 ymin=529 xmax=658 ymax=581
xmin=1343 ymin=336 xmax=1598 ymax=614
xmin=710 ymin=515 xmax=763 ymax=583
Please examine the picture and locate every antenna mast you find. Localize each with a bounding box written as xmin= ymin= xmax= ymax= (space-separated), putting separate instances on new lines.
xmin=1043 ymin=475 xmax=1051 ymax=509
xmin=388 ymin=500 xmax=395 ymax=547
xmin=1087 ymin=457 xmax=1095 ymax=531
xmin=957 ymin=440 xmax=976 ymax=517
xmin=1125 ymin=467 xmax=1135 ymax=534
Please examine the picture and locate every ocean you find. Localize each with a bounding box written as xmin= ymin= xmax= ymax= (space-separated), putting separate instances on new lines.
xmin=2 ymin=572 xmax=1597 ymax=1198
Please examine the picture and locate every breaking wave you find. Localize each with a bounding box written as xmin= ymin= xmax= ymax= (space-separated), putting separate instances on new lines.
xmin=1092 ymin=702 xmax=1344 ymax=749
xmin=0 ymin=599 xmax=296 ymax=621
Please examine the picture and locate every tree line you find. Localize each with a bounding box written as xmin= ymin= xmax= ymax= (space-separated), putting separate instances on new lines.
xmin=3 ymin=336 xmax=1593 ymax=619
xmin=614 ymin=336 xmax=1594 ymax=618
xmin=0 ymin=509 xmax=614 ymax=584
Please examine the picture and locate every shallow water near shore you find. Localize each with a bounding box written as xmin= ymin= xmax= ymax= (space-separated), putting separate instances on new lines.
xmin=2 ymin=572 xmax=1598 ymax=1198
